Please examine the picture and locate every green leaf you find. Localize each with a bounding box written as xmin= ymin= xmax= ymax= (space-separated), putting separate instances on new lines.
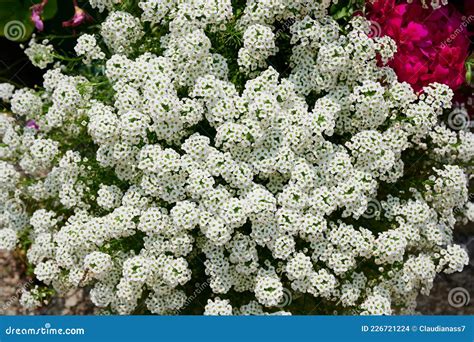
xmin=42 ymin=0 xmax=58 ymax=20
xmin=329 ymin=0 xmax=364 ymax=21
xmin=466 ymin=54 xmax=474 ymax=86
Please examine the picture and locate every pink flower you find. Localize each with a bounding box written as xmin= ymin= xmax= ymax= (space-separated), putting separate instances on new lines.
xmin=366 ymin=0 xmax=396 ymax=24
xmin=62 ymin=1 xmax=93 ymax=28
xmin=367 ymin=0 xmax=470 ymax=92
xmin=26 ymin=120 xmax=39 ymax=130
xmin=30 ymin=0 xmax=48 ymax=31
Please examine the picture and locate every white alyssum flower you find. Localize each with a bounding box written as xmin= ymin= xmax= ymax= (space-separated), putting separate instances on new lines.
xmin=204 ymin=297 xmax=233 ymax=315
xmin=19 ymin=287 xmax=42 ymax=309
xmin=360 ymin=294 xmax=392 ymax=315
xmin=34 ymin=260 xmax=61 ymax=285
xmin=24 ymin=38 xmax=55 ymax=69
xmin=0 ymin=83 xmax=15 ymax=102
xmin=84 ymin=252 xmax=114 ymax=279
xmin=88 ymin=0 xmax=121 ymax=12
xmin=75 ymin=34 xmax=105 ymax=65
xmin=10 ymin=89 xmax=42 ymax=117
xmin=0 ymin=0 xmax=471 ymax=316
xmin=238 ymin=24 xmax=278 ymax=73
xmin=97 ymin=184 xmax=123 ymax=210
xmin=0 ymin=228 xmax=18 ymax=250
xmin=100 ymin=11 xmax=144 ymax=54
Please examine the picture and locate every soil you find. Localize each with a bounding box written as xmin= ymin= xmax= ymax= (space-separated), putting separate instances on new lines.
xmin=0 ymin=251 xmax=95 ymax=315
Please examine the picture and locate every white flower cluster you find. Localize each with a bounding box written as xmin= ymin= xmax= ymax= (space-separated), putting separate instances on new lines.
xmin=0 ymin=83 xmax=15 ymax=102
xmin=406 ymin=0 xmax=448 ymax=9
xmin=238 ymin=24 xmax=278 ymax=74
xmin=24 ymin=38 xmax=55 ymax=69
xmin=88 ymin=0 xmax=121 ymax=12
xmin=369 ymin=0 xmax=448 ymax=9
xmin=100 ymin=11 xmax=144 ymax=54
xmin=0 ymin=0 xmax=471 ymax=316
xmin=75 ymin=34 xmax=106 ymax=65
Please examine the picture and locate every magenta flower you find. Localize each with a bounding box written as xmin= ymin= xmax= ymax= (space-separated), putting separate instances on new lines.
xmin=367 ymin=0 xmax=470 ymax=92
xmin=30 ymin=0 xmax=48 ymax=31
xmin=26 ymin=120 xmax=39 ymax=130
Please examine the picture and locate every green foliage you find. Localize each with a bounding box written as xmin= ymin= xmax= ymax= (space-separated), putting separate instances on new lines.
xmin=466 ymin=53 xmax=474 ymax=86
xmin=330 ymin=0 xmax=366 ymax=22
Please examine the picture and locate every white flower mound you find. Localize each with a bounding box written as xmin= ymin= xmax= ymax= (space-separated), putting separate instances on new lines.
xmin=0 ymin=0 xmax=471 ymax=316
